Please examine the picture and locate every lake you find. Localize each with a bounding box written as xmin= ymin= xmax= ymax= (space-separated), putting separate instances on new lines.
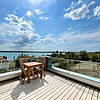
xmin=0 ymin=52 xmax=51 ymax=60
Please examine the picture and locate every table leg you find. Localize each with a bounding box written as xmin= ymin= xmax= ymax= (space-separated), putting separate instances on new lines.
xmin=27 ymin=67 xmax=31 ymax=83
xmin=40 ymin=65 xmax=43 ymax=78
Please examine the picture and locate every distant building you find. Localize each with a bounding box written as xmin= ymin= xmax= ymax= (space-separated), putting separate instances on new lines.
xmin=0 ymin=56 xmax=9 ymax=63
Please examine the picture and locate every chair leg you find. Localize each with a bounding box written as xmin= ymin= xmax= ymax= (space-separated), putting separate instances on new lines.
xmin=18 ymin=73 xmax=22 ymax=80
xmin=19 ymin=73 xmax=24 ymax=84
xmin=43 ymin=70 xmax=46 ymax=77
xmin=36 ymin=70 xmax=40 ymax=78
xmin=31 ymin=70 xmax=35 ymax=80
xmin=19 ymin=77 xmax=23 ymax=83
xmin=18 ymin=72 xmax=27 ymax=85
xmin=22 ymin=76 xmax=26 ymax=85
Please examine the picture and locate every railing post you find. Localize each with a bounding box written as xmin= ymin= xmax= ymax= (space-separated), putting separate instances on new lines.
xmin=40 ymin=56 xmax=52 ymax=71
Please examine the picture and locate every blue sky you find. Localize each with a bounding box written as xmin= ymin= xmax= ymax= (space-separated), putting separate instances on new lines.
xmin=0 ymin=0 xmax=100 ymax=51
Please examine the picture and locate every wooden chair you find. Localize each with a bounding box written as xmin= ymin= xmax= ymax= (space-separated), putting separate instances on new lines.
xmin=39 ymin=57 xmax=46 ymax=77
xmin=19 ymin=58 xmax=40 ymax=84
xmin=19 ymin=58 xmax=27 ymax=85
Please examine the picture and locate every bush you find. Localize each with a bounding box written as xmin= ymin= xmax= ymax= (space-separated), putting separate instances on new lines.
xmin=90 ymin=54 xmax=98 ymax=62
xmin=97 ymin=55 xmax=100 ymax=62
xmin=79 ymin=50 xmax=89 ymax=61
xmin=51 ymin=52 xmax=57 ymax=57
xmin=73 ymin=54 xmax=80 ymax=60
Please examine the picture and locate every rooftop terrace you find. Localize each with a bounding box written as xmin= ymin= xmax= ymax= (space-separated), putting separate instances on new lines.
xmin=0 ymin=71 xmax=100 ymax=100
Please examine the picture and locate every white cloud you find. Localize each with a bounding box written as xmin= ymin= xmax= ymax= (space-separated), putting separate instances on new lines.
xmin=88 ymin=1 xmax=95 ymax=7
xmin=77 ymin=0 xmax=83 ymax=5
xmin=65 ymin=8 xmax=70 ymax=12
xmin=94 ymin=6 xmax=100 ymax=16
xmin=4 ymin=14 xmax=22 ymax=25
xmin=28 ymin=0 xmax=56 ymax=7
xmin=26 ymin=10 xmax=32 ymax=17
xmin=34 ymin=9 xmax=43 ymax=15
xmin=87 ymin=15 xmax=92 ymax=19
xmin=28 ymin=0 xmax=42 ymax=6
xmin=58 ymin=30 xmax=100 ymax=44
xmin=68 ymin=27 xmax=72 ymax=31
xmin=64 ymin=4 xmax=89 ymax=20
xmin=0 ymin=39 xmax=10 ymax=45
xmin=64 ymin=1 xmax=96 ymax=20
xmin=39 ymin=16 xmax=50 ymax=21
xmin=36 ymin=28 xmax=100 ymax=47
xmin=3 ymin=14 xmax=41 ymax=46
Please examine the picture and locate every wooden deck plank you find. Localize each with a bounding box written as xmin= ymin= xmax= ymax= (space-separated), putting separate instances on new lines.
xmin=92 ymin=89 xmax=98 ymax=100
xmin=0 ymin=76 xmax=55 ymax=99
xmin=41 ymin=80 xmax=70 ymax=100
xmin=85 ymin=88 xmax=94 ymax=100
xmin=24 ymin=77 xmax=67 ymax=100
xmin=35 ymin=80 xmax=68 ymax=100
xmin=98 ymin=92 xmax=100 ymax=100
xmin=49 ymin=81 xmax=72 ymax=100
xmin=73 ymin=84 xmax=86 ymax=100
xmin=80 ymin=86 xmax=90 ymax=100
xmin=0 ymin=71 xmax=99 ymax=100
xmin=0 ymin=72 xmax=59 ymax=99
xmin=62 ymin=83 xmax=80 ymax=100
xmin=0 ymin=80 xmax=20 ymax=94
xmin=56 ymin=82 xmax=76 ymax=100
xmin=67 ymin=84 xmax=84 ymax=100
xmin=1 ymin=74 xmax=62 ymax=100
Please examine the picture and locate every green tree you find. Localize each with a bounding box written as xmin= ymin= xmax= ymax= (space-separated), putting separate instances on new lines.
xmin=90 ymin=54 xmax=98 ymax=62
xmin=73 ymin=54 xmax=80 ymax=60
xmin=79 ymin=50 xmax=89 ymax=61
xmin=56 ymin=50 xmax=58 ymax=54
xmin=97 ymin=55 xmax=100 ymax=62
xmin=58 ymin=52 xmax=63 ymax=57
xmin=51 ymin=52 xmax=57 ymax=57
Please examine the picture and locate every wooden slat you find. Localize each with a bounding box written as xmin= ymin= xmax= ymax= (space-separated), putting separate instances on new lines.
xmin=92 ymin=89 xmax=98 ymax=100
xmin=50 ymin=81 xmax=72 ymax=100
xmin=62 ymin=83 xmax=80 ymax=100
xmin=0 ymin=78 xmax=47 ymax=99
xmin=34 ymin=80 xmax=68 ymax=100
xmin=56 ymin=82 xmax=76 ymax=100
xmin=22 ymin=74 xmax=70 ymax=100
xmin=0 ymin=72 xmax=58 ymax=99
xmin=98 ymin=92 xmax=100 ymax=100
xmin=0 ymin=71 xmax=100 ymax=100
xmin=74 ymin=85 xmax=86 ymax=100
xmin=0 ymin=80 xmax=20 ymax=94
xmin=39 ymin=80 xmax=69 ymax=100
xmin=0 ymin=75 xmax=61 ymax=100
xmin=85 ymin=88 xmax=94 ymax=100
xmin=67 ymin=84 xmax=84 ymax=100
xmin=80 ymin=86 xmax=90 ymax=100
xmin=24 ymin=77 xmax=68 ymax=100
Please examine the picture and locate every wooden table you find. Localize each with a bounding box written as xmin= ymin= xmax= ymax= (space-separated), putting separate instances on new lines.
xmin=23 ymin=62 xmax=43 ymax=83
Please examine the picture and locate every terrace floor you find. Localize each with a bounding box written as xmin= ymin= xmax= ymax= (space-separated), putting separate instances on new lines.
xmin=0 ymin=71 xmax=100 ymax=100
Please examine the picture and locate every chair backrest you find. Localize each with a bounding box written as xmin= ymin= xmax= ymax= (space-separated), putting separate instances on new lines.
xmin=39 ymin=57 xmax=46 ymax=65
xmin=19 ymin=58 xmax=25 ymax=72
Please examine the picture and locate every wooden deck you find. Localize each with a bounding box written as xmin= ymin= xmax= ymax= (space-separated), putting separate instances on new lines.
xmin=0 ymin=71 xmax=100 ymax=100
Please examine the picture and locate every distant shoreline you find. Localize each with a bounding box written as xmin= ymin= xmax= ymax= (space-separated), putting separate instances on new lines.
xmin=0 ymin=51 xmax=65 ymax=53
xmin=0 ymin=51 xmax=100 ymax=53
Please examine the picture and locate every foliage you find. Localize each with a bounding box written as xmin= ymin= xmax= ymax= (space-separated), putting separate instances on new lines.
xmin=73 ymin=54 xmax=80 ymax=60
xmin=51 ymin=50 xmax=100 ymax=62
xmin=52 ymin=59 xmax=80 ymax=70
xmin=79 ymin=50 xmax=89 ymax=61
xmin=97 ymin=55 xmax=100 ymax=62
xmin=90 ymin=54 xmax=98 ymax=62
